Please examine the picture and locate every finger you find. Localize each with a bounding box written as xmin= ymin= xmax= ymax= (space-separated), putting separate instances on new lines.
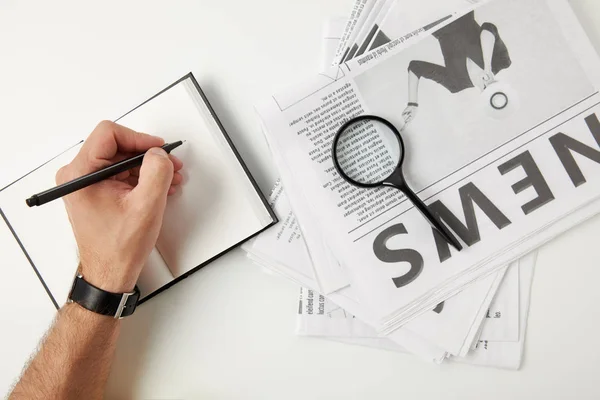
xmin=73 ymin=121 xmax=165 ymax=174
xmin=115 ymin=170 xmax=130 ymax=181
xmin=125 ymin=154 xmax=180 ymax=178
xmin=124 ymin=155 xmax=180 ymax=178
xmin=169 ymin=155 xmax=184 ymax=171
xmin=62 ymin=150 xmax=134 ymax=182
xmin=129 ymin=147 xmax=174 ymax=210
xmin=168 ymin=186 xmax=178 ymax=196
xmin=126 ymin=175 xmax=139 ymax=187
xmin=129 ymin=166 xmax=142 ymax=177
xmin=171 ymin=172 xmax=184 ymax=186
xmin=87 ymin=121 xmax=164 ymax=159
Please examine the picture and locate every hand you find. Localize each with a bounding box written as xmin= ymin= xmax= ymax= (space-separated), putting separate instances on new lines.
xmin=402 ymin=104 xmax=418 ymax=125
xmin=481 ymin=70 xmax=495 ymax=88
xmin=56 ymin=121 xmax=184 ymax=293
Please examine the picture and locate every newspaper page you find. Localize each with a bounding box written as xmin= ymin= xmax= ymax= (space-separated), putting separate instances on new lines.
xmin=321 ymin=17 xmax=347 ymax=71
xmin=456 ymin=252 xmax=535 ymax=369
xmin=340 ymin=0 xmax=389 ymax=62
xmin=246 ymin=180 xmax=508 ymax=356
xmin=328 ymin=2 xmax=520 ymax=345
xmin=259 ymin=120 xmax=351 ymax=295
xmin=256 ymin=0 xmax=600 ymax=329
xmin=321 ymin=14 xmax=518 ymax=346
xmin=332 ymin=0 xmax=372 ymax=66
xmin=296 ymin=265 xmax=516 ymax=347
xmin=341 ymin=0 xmax=394 ymax=63
xmin=336 ymin=0 xmax=484 ymax=64
xmin=300 ymin=252 xmax=536 ymax=369
xmin=477 ymin=260 xmax=519 ymax=342
xmin=346 ymin=0 xmax=485 ymax=62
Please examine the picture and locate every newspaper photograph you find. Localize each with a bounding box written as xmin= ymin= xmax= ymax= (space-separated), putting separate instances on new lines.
xmin=343 ymin=0 xmax=479 ymax=62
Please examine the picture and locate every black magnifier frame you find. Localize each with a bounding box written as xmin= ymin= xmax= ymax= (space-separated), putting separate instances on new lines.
xmin=332 ymin=115 xmax=462 ymax=251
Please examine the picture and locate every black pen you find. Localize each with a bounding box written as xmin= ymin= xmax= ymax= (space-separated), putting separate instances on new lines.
xmin=26 ymin=141 xmax=185 ymax=207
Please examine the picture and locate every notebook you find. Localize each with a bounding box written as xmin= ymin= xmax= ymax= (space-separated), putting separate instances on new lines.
xmin=0 ymin=73 xmax=277 ymax=306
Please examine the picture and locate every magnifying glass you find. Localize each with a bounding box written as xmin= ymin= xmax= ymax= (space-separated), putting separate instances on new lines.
xmin=332 ymin=115 xmax=462 ymax=251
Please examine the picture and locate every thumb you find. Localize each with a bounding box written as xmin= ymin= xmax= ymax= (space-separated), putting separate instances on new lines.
xmin=130 ymin=147 xmax=174 ymax=209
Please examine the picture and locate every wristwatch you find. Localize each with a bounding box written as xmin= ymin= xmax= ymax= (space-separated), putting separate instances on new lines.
xmin=68 ymin=275 xmax=140 ymax=319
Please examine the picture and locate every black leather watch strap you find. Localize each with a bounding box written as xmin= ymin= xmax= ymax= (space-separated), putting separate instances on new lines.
xmin=68 ymin=275 xmax=140 ymax=318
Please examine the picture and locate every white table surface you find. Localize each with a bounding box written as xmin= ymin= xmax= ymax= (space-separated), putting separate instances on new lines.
xmin=2 ymin=0 xmax=600 ymax=398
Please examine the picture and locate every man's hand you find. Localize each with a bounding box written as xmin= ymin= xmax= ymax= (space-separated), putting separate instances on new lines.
xmin=56 ymin=120 xmax=183 ymax=293
xmin=9 ymin=121 xmax=184 ymax=400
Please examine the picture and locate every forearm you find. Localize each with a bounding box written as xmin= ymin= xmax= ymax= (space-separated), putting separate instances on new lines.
xmin=407 ymin=70 xmax=420 ymax=103
xmin=9 ymin=303 xmax=120 ymax=400
xmin=481 ymin=29 xmax=496 ymax=73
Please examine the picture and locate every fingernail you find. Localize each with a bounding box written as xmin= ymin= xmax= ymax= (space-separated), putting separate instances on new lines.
xmin=149 ymin=148 xmax=168 ymax=158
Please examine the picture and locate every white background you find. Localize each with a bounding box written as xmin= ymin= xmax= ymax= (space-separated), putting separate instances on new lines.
xmin=1 ymin=0 xmax=600 ymax=398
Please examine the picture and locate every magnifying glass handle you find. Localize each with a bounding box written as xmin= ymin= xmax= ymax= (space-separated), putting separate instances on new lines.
xmin=402 ymin=187 xmax=463 ymax=252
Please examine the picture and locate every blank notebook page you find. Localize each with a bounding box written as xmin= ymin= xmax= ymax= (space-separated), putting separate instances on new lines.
xmin=118 ymin=78 xmax=273 ymax=277
xmin=0 ymin=75 xmax=274 ymax=306
xmin=0 ymin=147 xmax=81 ymax=305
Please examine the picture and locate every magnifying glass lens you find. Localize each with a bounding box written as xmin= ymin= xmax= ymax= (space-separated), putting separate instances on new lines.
xmin=334 ymin=119 xmax=402 ymax=185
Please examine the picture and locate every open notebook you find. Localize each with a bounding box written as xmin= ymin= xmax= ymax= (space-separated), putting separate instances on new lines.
xmin=0 ymin=73 xmax=277 ymax=307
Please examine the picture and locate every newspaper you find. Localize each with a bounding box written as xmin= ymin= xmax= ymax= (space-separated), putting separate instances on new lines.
xmin=245 ymin=180 xmax=511 ymax=358
xmin=340 ymin=0 xmax=485 ymax=63
xmin=326 ymin=11 xmax=518 ymax=347
xmin=339 ymin=0 xmax=395 ymax=63
xmin=297 ymin=262 xmax=521 ymax=344
xmin=321 ymin=18 xmax=347 ymax=71
xmin=308 ymin=252 xmax=535 ymax=369
xmin=332 ymin=0 xmax=371 ymax=66
xmin=256 ymin=0 xmax=600 ymax=333
xmin=250 ymin=181 xmax=530 ymax=366
xmin=477 ymin=259 xmax=519 ymax=342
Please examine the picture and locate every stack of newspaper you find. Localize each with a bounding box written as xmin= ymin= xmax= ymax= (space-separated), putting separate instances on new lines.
xmin=244 ymin=0 xmax=600 ymax=368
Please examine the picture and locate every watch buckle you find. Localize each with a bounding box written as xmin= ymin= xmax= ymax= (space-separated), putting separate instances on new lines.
xmin=114 ymin=290 xmax=135 ymax=319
